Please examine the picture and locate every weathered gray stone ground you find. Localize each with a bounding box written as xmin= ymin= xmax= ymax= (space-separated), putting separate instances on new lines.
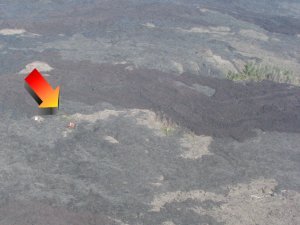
xmin=0 ymin=1 xmax=300 ymax=224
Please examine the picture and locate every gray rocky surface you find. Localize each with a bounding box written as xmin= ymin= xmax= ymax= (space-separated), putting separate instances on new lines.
xmin=0 ymin=1 xmax=300 ymax=224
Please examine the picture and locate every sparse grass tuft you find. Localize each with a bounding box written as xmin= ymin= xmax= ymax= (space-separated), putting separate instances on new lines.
xmin=227 ymin=63 xmax=299 ymax=85
xmin=155 ymin=111 xmax=177 ymax=136
xmin=161 ymin=126 xmax=174 ymax=136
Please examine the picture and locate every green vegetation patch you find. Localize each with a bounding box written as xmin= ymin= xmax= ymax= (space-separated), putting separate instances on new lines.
xmin=227 ymin=63 xmax=299 ymax=85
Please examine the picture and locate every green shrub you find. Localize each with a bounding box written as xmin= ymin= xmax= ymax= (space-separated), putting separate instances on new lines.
xmin=227 ymin=63 xmax=298 ymax=85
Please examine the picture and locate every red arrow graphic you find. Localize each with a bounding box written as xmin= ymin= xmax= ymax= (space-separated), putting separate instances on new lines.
xmin=25 ymin=69 xmax=60 ymax=108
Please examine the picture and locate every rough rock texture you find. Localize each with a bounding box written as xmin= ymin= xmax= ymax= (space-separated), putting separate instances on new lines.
xmin=0 ymin=1 xmax=299 ymax=224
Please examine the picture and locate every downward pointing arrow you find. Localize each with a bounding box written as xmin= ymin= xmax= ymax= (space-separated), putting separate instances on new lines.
xmin=25 ymin=69 xmax=60 ymax=108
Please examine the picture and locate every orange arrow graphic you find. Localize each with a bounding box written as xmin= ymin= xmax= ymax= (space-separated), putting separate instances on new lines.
xmin=25 ymin=69 xmax=60 ymax=108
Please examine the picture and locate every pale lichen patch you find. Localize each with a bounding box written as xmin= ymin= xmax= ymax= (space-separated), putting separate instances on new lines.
xmin=204 ymin=49 xmax=237 ymax=72
xmin=150 ymin=178 xmax=300 ymax=224
xmin=180 ymin=134 xmax=213 ymax=159
xmin=177 ymin=26 xmax=231 ymax=35
xmin=150 ymin=189 xmax=224 ymax=212
xmin=19 ymin=61 xmax=54 ymax=74
xmin=191 ymin=178 xmax=300 ymax=225
xmin=171 ymin=61 xmax=184 ymax=74
xmin=113 ymin=61 xmax=128 ymax=65
xmin=70 ymin=110 xmax=123 ymax=123
xmin=161 ymin=221 xmax=176 ymax=225
xmin=239 ymin=29 xmax=269 ymax=41
xmin=130 ymin=109 xmax=176 ymax=137
xmin=143 ymin=23 xmax=156 ymax=28
xmin=0 ymin=28 xmax=26 ymax=36
xmin=0 ymin=28 xmax=40 ymax=37
xmin=103 ymin=135 xmax=119 ymax=144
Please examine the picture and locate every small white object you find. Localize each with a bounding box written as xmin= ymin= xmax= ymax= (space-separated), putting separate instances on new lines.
xmin=32 ymin=115 xmax=44 ymax=123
